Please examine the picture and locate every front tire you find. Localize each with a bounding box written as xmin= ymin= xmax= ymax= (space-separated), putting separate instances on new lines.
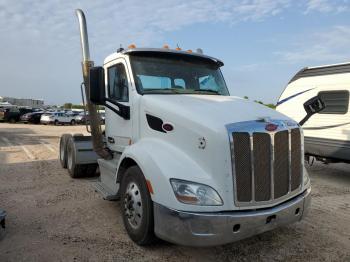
xmin=120 ymin=166 xmax=156 ymax=245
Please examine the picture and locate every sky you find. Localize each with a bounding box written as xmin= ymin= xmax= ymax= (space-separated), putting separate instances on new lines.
xmin=1 ymin=0 xmax=350 ymax=105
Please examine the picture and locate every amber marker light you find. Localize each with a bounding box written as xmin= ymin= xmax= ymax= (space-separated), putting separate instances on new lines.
xmin=163 ymin=44 xmax=169 ymax=49
xmin=128 ymin=44 xmax=136 ymax=49
xmin=146 ymin=179 xmax=154 ymax=194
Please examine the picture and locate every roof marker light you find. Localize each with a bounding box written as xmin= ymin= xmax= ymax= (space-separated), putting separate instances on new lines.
xmin=187 ymin=49 xmax=192 ymax=53
xmin=196 ymin=48 xmax=203 ymax=54
xmin=163 ymin=44 xmax=169 ymax=49
xmin=128 ymin=44 xmax=136 ymax=49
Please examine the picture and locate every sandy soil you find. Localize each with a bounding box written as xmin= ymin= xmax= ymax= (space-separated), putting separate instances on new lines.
xmin=0 ymin=123 xmax=349 ymax=262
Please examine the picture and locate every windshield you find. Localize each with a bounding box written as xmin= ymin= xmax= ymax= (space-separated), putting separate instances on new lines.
xmin=130 ymin=54 xmax=229 ymax=95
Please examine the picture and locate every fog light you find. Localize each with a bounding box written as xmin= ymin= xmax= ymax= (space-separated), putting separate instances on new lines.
xmin=233 ymin=224 xmax=240 ymax=233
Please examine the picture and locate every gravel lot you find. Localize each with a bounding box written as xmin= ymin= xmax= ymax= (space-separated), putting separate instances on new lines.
xmin=0 ymin=123 xmax=349 ymax=262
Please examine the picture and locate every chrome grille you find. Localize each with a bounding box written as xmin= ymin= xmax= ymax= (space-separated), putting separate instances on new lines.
xmin=291 ymin=129 xmax=302 ymax=191
xmin=253 ymin=133 xmax=271 ymax=201
xmin=274 ymin=131 xmax=289 ymax=198
xmin=232 ymin=133 xmax=252 ymax=202
xmin=228 ymin=120 xmax=303 ymax=207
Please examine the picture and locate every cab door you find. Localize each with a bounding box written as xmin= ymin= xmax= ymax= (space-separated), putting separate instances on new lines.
xmin=104 ymin=60 xmax=132 ymax=152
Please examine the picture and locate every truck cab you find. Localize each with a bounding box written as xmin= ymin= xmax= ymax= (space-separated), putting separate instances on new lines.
xmin=59 ymin=10 xmax=311 ymax=247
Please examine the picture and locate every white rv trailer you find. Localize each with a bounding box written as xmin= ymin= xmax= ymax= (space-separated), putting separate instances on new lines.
xmin=277 ymin=62 xmax=350 ymax=163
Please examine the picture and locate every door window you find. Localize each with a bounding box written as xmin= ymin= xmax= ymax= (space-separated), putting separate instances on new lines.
xmin=108 ymin=64 xmax=129 ymax=102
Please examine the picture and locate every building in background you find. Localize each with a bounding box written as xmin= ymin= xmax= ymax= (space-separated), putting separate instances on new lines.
xmin=0 ymin=96 xmax=44 ymax=108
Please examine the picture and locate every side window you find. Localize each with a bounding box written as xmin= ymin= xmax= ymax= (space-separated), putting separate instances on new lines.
xmin=318 ymin=90 xmax=349 ymax=114
xmin=108 ymin=64 xmax=129 ymax=102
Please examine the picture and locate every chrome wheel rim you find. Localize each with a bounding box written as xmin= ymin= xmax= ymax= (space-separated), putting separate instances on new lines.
xmin=124 ymin=182 xmax=143 ymax=229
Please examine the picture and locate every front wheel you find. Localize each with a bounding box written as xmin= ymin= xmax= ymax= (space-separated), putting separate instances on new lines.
xmin=120 ymin=166 xmax=156 ymax=245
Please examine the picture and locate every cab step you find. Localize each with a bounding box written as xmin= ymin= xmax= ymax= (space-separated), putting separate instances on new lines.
xmin=92 ymin=157 xmax=121 ymax=201
xmin=92 ymin=181 xmax=119 ymax=200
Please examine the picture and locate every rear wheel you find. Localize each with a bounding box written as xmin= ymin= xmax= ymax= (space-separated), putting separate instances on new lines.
xmin=59 ymin=134 xmax=72 ymax=168
xmin=66 ymin=137 xmax=97 ymax=178
xmin=70 ymin=119 xmax=76 ymax=125
xmin=54 ymin=120 xmax=59 ymax=126
xmin=9 ymin=118 xmax=16 ymax=124
xmin=120 ymin=166 xmax=156 ymax=245
xmin=67 ymin=137 xmax=86 ymax=178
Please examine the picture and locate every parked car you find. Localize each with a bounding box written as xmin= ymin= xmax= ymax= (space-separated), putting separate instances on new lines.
xmin=75 ymin=112 xmax=105 ymax=124
xmin=20 ymin=112 xmax=44 ymax=124
xmin=0 ymin=107 xmax=33 ymax=123
xmin=41 ymin=112 xmax=77 ymax=125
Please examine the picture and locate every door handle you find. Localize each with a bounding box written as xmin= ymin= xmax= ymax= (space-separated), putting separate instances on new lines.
xmin=108 ymin=137 xmax=115 ymax=144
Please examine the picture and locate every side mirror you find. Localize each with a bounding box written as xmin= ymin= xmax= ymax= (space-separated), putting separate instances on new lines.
xmin=299 ymin=95 xmax=325 ymax=126
xmin=89 ymin=67 xmax=105 ymax=105
xmin=303 ymin=96 xmax=325 ymax=115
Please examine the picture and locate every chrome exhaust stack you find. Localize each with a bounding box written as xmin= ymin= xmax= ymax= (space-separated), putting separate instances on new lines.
xmin=75 ymin=9 xmax=112 ymax=160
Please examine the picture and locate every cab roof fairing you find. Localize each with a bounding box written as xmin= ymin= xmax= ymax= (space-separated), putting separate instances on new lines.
xmin=104 ymin=48 xmax=224 ymax=67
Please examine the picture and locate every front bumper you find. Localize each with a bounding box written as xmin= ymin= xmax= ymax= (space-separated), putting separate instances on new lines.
xmin=154 ymin=187 xmax=311 ymax=247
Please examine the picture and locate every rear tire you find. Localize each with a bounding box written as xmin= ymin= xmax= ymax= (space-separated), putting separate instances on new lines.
xmin=66 ymin=137 xmax=87 ymax=178
xmin=54 ymin=120 xmax=59 ymax=126
xmin=59 ymin=134 xmax=72 ymax=168
xmin=120 ymin=166 xmax=156 ymax=245
xmin=70 ymin=119 xmax=76 ymax=125
xmin=9 ymin=118 xmax=16 ymax=124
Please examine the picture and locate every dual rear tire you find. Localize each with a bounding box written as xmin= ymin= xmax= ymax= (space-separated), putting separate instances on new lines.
xmin=59 ymin=134 xmax=97 ymax=178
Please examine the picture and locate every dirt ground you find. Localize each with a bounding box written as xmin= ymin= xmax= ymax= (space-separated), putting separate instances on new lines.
xmin=0 ymin=123 xmax=349 ymax=262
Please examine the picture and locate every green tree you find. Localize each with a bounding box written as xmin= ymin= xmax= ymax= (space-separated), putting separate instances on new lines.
xmin=63 ymin=103 xmax=72 ymax=109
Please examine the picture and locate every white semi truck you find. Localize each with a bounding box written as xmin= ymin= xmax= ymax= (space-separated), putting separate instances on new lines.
xmin=59 ymin=9 xmax=313 ymax=247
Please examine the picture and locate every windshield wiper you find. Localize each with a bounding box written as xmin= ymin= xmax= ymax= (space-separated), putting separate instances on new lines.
xmin=193 ymin=89 xmax=219 ymax=94
xmin=143 ymin=88 xmax=184 ymax=94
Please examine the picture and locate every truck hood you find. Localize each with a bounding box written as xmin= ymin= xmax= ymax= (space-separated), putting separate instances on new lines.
xmin=141 ymin=95 xmax=291 ymax=130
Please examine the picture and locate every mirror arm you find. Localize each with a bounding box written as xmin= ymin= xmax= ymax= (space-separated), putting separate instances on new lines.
xmin=299 ymin=114 xmax=311 ymax=126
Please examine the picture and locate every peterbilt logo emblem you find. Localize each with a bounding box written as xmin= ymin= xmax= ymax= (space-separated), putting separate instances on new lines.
xmin=265 ymin=123 xmax=278 ymax=131
xmin=257 ymin=117 xmax=279 ymax=131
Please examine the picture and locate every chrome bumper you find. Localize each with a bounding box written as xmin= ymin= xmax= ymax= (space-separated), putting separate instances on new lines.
xmin=154 ymin=187 xmax=311 ymax=247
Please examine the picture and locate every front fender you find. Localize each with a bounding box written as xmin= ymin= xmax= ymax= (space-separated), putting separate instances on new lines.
xmin=118 ymin=138 xmax=224 ymax=212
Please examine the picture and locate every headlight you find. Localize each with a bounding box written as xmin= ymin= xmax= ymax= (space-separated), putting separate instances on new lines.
xmin=303 ymin=169 xmax=310 ymax=187
xmin=170 ymin=179 xmax=223 ymax=206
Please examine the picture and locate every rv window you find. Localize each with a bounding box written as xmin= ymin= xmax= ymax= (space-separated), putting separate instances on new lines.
xmin=318 ymin=90 xmax=349 ymax=114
